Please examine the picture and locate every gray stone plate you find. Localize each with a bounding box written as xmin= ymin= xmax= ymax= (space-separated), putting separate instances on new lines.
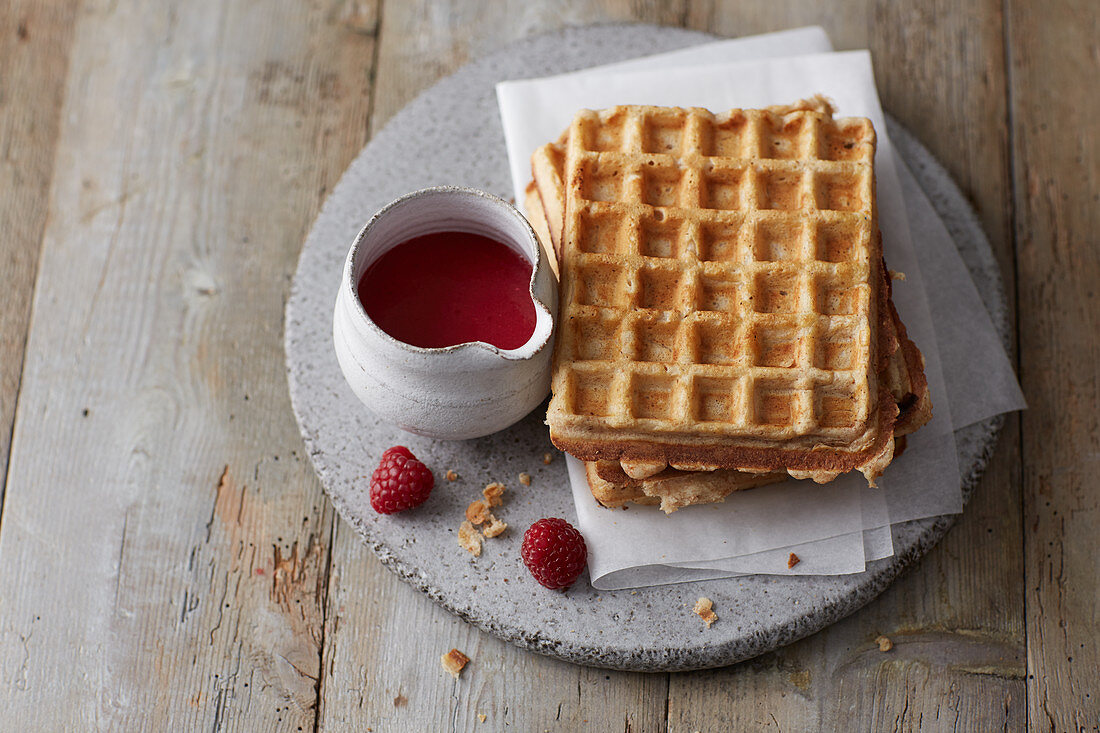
xmin=285 ymin=24 xmax=1006 ymax=672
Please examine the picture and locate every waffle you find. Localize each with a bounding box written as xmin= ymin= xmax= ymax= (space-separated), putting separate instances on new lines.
xmin=525 ymin=104 xmax=931 ymax=509
xmin=884 ymin=292 xmax=931 ymax=436
xmin=524 ymin=181 xmax=559 ymax=280
xmin=530 ymin=137 xmax=567 ymax=268
xmin=584 ymin=461 xmax=783 ymax=513
xmin=545 ymin=100 xmax=899 ymax=483
xmin=587 ymin=435 xmax=913 ymax=512
xmin=529 ymin=133 xmax=930 ymax=447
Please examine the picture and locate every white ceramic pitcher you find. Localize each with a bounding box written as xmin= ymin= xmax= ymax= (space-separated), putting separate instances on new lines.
xmin=333 ymin=186 xmax=557 ymax=439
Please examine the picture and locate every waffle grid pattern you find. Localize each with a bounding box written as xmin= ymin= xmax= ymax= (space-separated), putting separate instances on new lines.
xmin=553 ymin=106 xmax=880 ymax=444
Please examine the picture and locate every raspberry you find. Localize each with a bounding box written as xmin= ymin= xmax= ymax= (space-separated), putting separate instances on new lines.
xmin=385 ymin=445 xmax=414 ymax=460
xmin=521 ymin=518 xmax=588 ymax=590
xmin=369 ymin=446 xmax=434 ymax=514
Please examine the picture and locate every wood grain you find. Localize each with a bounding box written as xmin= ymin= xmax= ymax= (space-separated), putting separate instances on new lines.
xmin=1 ymin=0 xmax=1085 ymax=729
xmin=667 ymin=1 xmax=1025 ymax=730
xmin=1007 ymin=0 xmax=1100 ymax=728
xmin=0 ymin=0 xmax=79 ymax=504
xmin=366 ymin=0 xmax=690 ymax=134
xmin=0 ymin=0 xmax=372 ymax=727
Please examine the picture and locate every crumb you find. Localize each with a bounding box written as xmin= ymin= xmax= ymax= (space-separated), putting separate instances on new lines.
xmin=445 ymin=469 xmax=459 ymax=481
xmin=458 ymin=521 xmax=482 ymax=557
xmin=876 ymin=635 xmax=893 ymax=652
xmin=478 ymin=713 xmax=487 ymax=723
xmin=788 ymin=553 xmax=800 ymax=569
xmin=393 ymin=694 xmax=407 ymax=707
xmin=483 ymin=482 xmax=505 ymax=507
xmin=441 ymin=648 xmax=470 ymax=678
xmin=693 ymin=597 xmax=717 ymax=627
xmin=542 ymin=452 xmax=553 ymax=465
xmin=518 ymin=472 xmax=531 ymax=486
xmin=889 ymin=270 xmax=906 ymax=281
xmin=465 ymin=500 xmax=490 ymax=525
xmin=482 ymin=515 xmax=507 ymax=538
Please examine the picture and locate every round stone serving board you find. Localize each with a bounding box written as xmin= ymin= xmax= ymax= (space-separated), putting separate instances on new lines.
xmin=285 ymin=24 xmax=1007 ymax=672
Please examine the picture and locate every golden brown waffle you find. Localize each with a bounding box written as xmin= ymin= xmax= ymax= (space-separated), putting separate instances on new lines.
xmin=530 ymin=137 xmax=566 ymax=267
xmin=524 ymin=181 xmax=559 ymax=280
xmin=545 ymin=101 xmax=899 ymax=482
xmin=584 ymin=461 xmax=783 ymax=513
xmin=528 ymin=134 xmax=929 ymax=446
xmin=884 ymin=291 xmax=931 ymax=436
xmin=586 ymin=435 xmax=912 ymax=513
xmin=524 ymin=106 xmax=932 ymax=510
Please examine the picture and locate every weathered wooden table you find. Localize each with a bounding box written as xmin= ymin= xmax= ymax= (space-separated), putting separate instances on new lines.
xmin=1 ymin=1 xmax=1095 ymax=729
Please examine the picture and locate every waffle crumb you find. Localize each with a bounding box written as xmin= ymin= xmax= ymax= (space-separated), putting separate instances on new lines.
xmin=482 ymin=515 xmax=508 ymax=538
xmin=483 ymin=482 xmax=506 ymax=507
xmin=458 ymin=521 xmax=482 ymax=557
xmin=465 ymin=500 xmax=490 ymax=525
xmin=876 ymin=635 xmax=893 ymax=652
xmin=542 ymin=452 xmax=553 ymax=465
xmin=478 ymin=714 xmax=487 ymax=723
xmin=693 ymin=597 xmax=717 ymax=627
xmin=518 ymin=472 xmax=532 ymax=486
xmin=441 ymin=648 xmax=470 ymax=678
xmin=445 ymin=469 xmax=459 ymax=481
xmin=889 ymin=270 xmax=907 ymax=281
xmin=788 ymin=553 xmax=801 ymax=569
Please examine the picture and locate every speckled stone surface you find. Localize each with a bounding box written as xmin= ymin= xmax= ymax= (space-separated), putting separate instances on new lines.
xmin=284 ymin=24 xmax=1007 ymax=672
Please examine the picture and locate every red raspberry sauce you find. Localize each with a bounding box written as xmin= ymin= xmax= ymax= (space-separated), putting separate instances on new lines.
xmin=358 ymin=231 xmax=536 ymax=350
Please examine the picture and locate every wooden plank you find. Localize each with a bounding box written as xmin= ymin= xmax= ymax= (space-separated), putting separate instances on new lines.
xmin=1006 ymin=0 xmax=1100 ymax=728
xmin=0 ymin=0 xmax=374 ymax=727
xmin=669 ymin=1 xmax=1024 ymax=729
xmin=366 ymin=0 xmax=691 ymax=134
xmin=0 ymin=0 xmax=79 ymax=503
xmin=319 ymin=521 xmax=669 ymax=731
xmin=317 ymin=2 xmax=688 ymax=729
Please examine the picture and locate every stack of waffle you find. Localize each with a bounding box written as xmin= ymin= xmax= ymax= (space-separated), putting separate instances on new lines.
xmin=525 ymin=97 xmax=931 ymax=513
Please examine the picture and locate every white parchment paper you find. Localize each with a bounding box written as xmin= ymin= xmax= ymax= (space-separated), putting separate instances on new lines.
xmin=497 ymin=32 xmax=1022 ymax=588
xmin=894 ymin=156 xmax=1027 ymax=426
